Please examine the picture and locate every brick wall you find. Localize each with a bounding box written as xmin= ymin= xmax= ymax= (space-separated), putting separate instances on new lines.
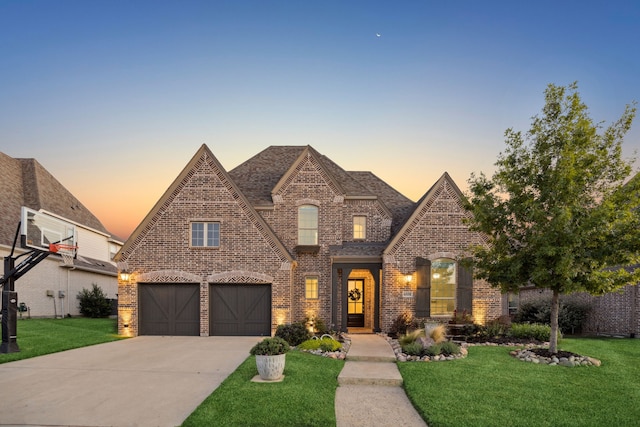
xmin=382 ymin=177 xmax=502 ymax=331
xmin=117 ymin=151 xmax=292 ymax=336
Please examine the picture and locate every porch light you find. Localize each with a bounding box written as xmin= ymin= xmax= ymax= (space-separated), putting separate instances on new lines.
xmin=405 ymin=274 xmax=412 ymax=285
xmin=119 ymin=271 xmax=130 ymax=282
xmin=433 ymin=273 xmax=441 ymax=279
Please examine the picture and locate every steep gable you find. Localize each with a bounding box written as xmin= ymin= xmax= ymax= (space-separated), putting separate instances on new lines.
xmin=117 ymin=144 xmax=293 ymax=265
xmin=384 ymin=172 xmax=479 ymax=257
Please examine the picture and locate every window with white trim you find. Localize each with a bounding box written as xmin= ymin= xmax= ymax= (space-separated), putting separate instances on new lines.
xmin=191 ymin=222 xmax=220 ymax=247
xmin=298 ymin=205 xmax=318 ymax=245
xmin=305 ymin=276 xmax=319 ymax=299
xmin=353 ymin=216 xmax=366 ymax=239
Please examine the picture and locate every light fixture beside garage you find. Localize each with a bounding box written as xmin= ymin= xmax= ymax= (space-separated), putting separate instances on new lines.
xmin=119 ymin=271 xmax=130 ymax=282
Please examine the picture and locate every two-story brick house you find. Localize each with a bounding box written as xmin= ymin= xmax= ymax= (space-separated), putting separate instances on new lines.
xmin=115 ymin=144 xmax=504 ymax=336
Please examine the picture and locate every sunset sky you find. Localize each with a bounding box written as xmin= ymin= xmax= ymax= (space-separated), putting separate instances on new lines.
xmin=2 ymin=1 xmax=639 ymax=241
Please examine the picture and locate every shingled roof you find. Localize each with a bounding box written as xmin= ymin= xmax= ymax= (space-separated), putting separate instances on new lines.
xmin=0 ymin=151 xmax=110 ymax=247
xmin=228 ymin=145 xmax=416 ymax=239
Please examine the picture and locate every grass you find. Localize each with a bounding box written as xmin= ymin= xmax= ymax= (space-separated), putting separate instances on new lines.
xmin=399 ymin=337 xmax=640 ymax=427
xmin=0 ymin=317 xmax=125 ymax=364
xmin=182 ymin=351 xmax=345 ymax=427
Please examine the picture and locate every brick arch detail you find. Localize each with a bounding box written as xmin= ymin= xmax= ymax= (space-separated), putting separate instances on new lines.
xmin=137 ymin=270 xmax=202 ymax=283
xmin=207 ymin=270 xmax=274 ymax=284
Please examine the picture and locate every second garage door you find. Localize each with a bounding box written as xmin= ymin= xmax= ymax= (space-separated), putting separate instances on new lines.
xmin=210 ymin=284 xmax=271 ymax=336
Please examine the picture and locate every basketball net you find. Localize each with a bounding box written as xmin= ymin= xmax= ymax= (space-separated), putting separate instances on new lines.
xmin=49 ymin=243 xmax=77 ymax=267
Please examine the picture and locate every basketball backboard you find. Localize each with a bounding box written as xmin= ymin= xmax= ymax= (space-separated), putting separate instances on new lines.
xmin=20 ymin=207 xmax=77 ymax=253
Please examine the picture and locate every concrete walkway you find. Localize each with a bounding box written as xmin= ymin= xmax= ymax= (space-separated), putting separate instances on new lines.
xmin=335 ymin=334 xmax=427 ymax=427
xmin=0 ymin=336 xmax=259 ymax=427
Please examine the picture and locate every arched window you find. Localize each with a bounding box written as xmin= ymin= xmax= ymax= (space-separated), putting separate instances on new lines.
xmin=298 ymin=205 xmax=318 ymax=245
xmin=431 ymin=258 xmax=456 ymax=315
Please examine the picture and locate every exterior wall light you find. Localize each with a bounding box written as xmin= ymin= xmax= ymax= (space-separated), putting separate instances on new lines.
xmin=119 ymin=271 xmax=130 ymax=282
xmin=405 ymin=274 xmax=412 ymax=285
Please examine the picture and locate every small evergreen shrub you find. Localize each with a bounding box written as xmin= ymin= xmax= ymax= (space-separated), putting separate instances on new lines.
xmin=298 ymin=337 xmax=342 ymax=352
xmin=424 ymin=344 xmax=441 ymax=357
xmin=305 ymin=316 xmax=328 ymax=335
xmin=275 ymin=321 xmax=311 ymax=346
xmin=483 ymin=316 xmax=511 ymax=338
xmin=402 ymin=341 xmax=423 ymax=356
xmin=250 ymin=337 xmax=290 ymax=355
xmin=439 ymin=341 xmax=461 ymax=356
xmin=77 ymin=284 xmax=112 ymax=318
xmin=508 ymin=323 xmax=556 ymax=341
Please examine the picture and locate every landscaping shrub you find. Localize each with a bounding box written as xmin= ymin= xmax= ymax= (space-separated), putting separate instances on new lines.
xmin=426 ymin=324 xmax=447 ymax=343
xmin=275 ymin=322 xmax=311 ymax=346
xmin=424 ymin=344 xmax=441 ymax=357
xmin=508 ymin=323 xmax=556 ymax=341
xmin=388 ymin=312 xmax=420 ymax=337
xmin=77 ymin=284 xmax=112 ymax=318
xmin=439 ymin=341 xmax=461 ymax=356
xmin=514 ymin=298 xmax=590 ymax=334
xmin=319 ymin=338 xmax=341 ymax=352
xmin=482 ymin=316 xmax=511 ymax=338
xmin=304 ymin=316 xmax=328 ymax=335
xmin=402 ymin=341 xmax=423 ymax=356
xmin=399 ymin=329 xmax=424 ymax=346
xmin=250 ymin=337 xmax=290 ymax=355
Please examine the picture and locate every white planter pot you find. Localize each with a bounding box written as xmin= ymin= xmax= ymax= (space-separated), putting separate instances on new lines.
xmin=255 ymin=354 xmax=286 ymax=381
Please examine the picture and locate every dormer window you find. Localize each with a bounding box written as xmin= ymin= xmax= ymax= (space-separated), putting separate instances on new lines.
xmin=353 ymin=216 xmax=366 ymax=239
xmin=298 ymin=205 xmax=318 ymax=245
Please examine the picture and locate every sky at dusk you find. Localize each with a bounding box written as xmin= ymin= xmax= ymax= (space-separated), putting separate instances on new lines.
xmin=1 ymin=1 xmax=639 ymax=241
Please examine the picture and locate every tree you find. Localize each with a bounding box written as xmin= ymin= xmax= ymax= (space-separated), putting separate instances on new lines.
xmin=465 ymin=82 xmax=640 ymax=353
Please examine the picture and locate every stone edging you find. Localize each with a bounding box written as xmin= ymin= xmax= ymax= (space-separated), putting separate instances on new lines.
xmin=511 ymin=348 xmax=602 ymax=367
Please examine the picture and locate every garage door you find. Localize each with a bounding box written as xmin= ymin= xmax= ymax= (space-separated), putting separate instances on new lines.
xmin=210 ymin=284 xmax=271 ymax=336
xmin=139 ymin=284 xmax=200 ymax=336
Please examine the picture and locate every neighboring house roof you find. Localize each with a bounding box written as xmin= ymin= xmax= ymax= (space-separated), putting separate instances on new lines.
xmin=117 ymin=144 xmax=294 ymax=263
xmin=0 ymin=151 xmax=110 ymax=248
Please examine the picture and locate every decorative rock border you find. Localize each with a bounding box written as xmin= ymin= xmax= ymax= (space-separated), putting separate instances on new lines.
xmin=385 ymin=335 xmax=468 ymax=362
xmin=511 ymin=348 xmax=601 ymax=367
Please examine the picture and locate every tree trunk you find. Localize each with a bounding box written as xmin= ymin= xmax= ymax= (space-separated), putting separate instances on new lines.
xmin=549 ymin=290 xmax=560 ymax=354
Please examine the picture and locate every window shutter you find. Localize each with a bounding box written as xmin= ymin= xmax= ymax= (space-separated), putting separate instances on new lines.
xmin=457 ymin=258 xmax=473 ymax=313
xmin=415 ymin=257 xmax=431 ymax=317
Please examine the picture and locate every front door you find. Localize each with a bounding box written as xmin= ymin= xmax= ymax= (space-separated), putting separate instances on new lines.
xmin=347 ymin=279 xmax=364 ymax=327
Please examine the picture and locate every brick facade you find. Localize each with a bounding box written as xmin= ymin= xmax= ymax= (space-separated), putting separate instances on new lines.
xmin=116 ymin=145 xmax=506 ymax=336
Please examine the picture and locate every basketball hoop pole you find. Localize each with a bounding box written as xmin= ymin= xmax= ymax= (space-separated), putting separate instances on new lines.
xmin=1 ymin=222 xmax=52 ymax=354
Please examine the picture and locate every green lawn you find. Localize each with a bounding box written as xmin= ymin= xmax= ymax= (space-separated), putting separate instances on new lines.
xmin=0 ymin=317 xmax=125 ymax=364
xmin=182 ymin=351 xmax=345 ymax=427
xmin=399 ymin=337 xmax=640 ymax=427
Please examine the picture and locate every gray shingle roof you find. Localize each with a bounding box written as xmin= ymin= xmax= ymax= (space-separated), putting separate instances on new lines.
xmin=0 ymin=151 xmax=110 ymax=247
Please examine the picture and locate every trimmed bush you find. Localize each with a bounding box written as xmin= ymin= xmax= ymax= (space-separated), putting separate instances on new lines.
xmin=77 ymin=284 xmax=112 ymax=318
xmin=275 ymin=322 xmax=311 ymax=346
xmin=508 ymin=323 xmax=556 ymax=341
xmin=250 ymin=337 xmax=290 ymax=355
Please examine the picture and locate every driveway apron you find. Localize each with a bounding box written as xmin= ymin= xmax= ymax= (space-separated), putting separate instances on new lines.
xmin=0 ymin=336 xmax=259 ymax=427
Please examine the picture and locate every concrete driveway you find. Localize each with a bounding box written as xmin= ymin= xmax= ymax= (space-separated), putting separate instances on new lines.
xmin=0 ymin=336 xmax=260 ymax=426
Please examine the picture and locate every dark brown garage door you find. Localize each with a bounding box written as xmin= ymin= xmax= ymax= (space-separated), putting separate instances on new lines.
xmin=210 ymin=284 xmax=271 ymax=336
xmin=139 ymin=283 xmax=200 ymax=336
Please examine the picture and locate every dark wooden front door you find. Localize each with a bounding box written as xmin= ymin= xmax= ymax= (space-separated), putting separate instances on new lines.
xmin=347 ymin=279 xmax=364 ymax=327
xmin=139 ymin=284 xmax=200 ymax=336
xmin=210 ymin=284 xmax=271 ymax=336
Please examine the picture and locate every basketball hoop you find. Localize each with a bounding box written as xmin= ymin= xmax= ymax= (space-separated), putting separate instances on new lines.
xmin=49 ymin=243 xmax=78 ymax=267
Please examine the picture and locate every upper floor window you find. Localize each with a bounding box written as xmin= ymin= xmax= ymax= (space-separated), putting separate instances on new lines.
xmin=431 ymin=258 xmax=456 ymax=316
xmin=353 ymin=216 xmax=367 ymax=239
xmin=298 ymin=205 xmax=318 ymax=245
xmin=191 ymin=222 xmax=220 ymax=247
